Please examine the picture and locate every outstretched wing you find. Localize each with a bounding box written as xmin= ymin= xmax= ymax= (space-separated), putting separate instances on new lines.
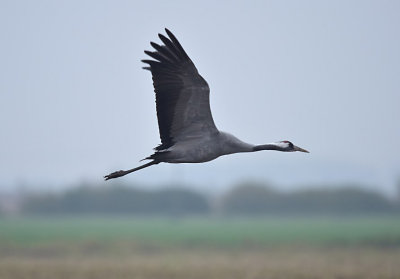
xmin=142 ymin=29 xmax=218 ymax=151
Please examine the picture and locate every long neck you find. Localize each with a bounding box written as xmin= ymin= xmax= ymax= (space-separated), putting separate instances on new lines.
xmin=253 ymin=143 xmax=289 ymax=152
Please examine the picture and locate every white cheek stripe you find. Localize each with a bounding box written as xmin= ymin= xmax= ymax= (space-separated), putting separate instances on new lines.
xmin=275 ymin=142 xmax=289 ymax=149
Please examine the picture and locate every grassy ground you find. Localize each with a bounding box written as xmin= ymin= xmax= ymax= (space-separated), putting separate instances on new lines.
xmin=0 ymin=216 xmax=400 ymax=278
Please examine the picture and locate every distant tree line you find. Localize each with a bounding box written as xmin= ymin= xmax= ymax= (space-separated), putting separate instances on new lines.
xmin=219 ymin=183 xmax=399 ymax=216
xmin=22 ymin=186 xmax=209 ymax=216
xmin=17 ymin=182 xmax=400 ymax=216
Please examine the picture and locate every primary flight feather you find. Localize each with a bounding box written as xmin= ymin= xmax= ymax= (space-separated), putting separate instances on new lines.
xmin=105 ymin=29 xmax=308 ymax=180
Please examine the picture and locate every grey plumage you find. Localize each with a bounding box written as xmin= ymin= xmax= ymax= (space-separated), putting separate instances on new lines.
xmin=104 ymin=29 xmax=308 ymax=180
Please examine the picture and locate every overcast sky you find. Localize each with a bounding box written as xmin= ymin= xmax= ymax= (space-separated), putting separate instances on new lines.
xmin=1 ymin=0 xmax=399 ymax=196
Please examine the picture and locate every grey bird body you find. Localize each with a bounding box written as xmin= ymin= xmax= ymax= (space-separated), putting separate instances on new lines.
xmin=104 ymin=29 xmax=308 ymax=180
xmin=155 ymin=131 xmax=254 ymax=164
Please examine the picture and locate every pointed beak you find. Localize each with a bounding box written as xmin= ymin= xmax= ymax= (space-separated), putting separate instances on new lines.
xmin=293 ymin=145 xmax=309 ymax=153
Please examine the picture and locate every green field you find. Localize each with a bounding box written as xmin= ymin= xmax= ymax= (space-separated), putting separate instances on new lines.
xmin=1 ymin=216 xmax=400 ymax=278
xmin=1 ymin=216 xmax=400 ymax=247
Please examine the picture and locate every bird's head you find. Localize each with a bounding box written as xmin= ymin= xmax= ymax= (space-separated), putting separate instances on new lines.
xmin=279 ymin=141 xmax=309 ymax=153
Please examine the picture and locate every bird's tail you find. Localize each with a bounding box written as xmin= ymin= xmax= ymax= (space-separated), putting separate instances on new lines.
xmin=104 ymin=160 xmax=159 ymax=181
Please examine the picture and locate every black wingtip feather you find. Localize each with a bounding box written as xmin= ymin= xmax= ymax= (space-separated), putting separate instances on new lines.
xmin=158 ymin=33 xmax=169 ymax=44
xmin=158 ymin=33 xmax=182 ymax=57
xmin=144 ymin=50 xmax=171 ymax=63
xmin=150 ymin=41 xmax=179 ymax=62
xmin=150 ymin=41 xmax=159 ymax=48
xmin=165 ymin=28 xmax=174 ymax=39
xmin=144 ymin=50 xmax=155 ymax=57
xmin=164 ymin=29 xmax=188 ymax=58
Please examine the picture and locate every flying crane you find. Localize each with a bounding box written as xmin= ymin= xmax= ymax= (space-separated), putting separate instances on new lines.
xmin=105 ymin=29 xmax=308 ymax=180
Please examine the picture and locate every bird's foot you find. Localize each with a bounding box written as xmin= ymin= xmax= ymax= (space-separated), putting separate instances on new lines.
xmin=104 ymin=170 xmax=126 ymax=181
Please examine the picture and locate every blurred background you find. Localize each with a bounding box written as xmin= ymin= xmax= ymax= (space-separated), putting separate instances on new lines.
xmin=1 ymin=0 xmax=400 ymax=278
